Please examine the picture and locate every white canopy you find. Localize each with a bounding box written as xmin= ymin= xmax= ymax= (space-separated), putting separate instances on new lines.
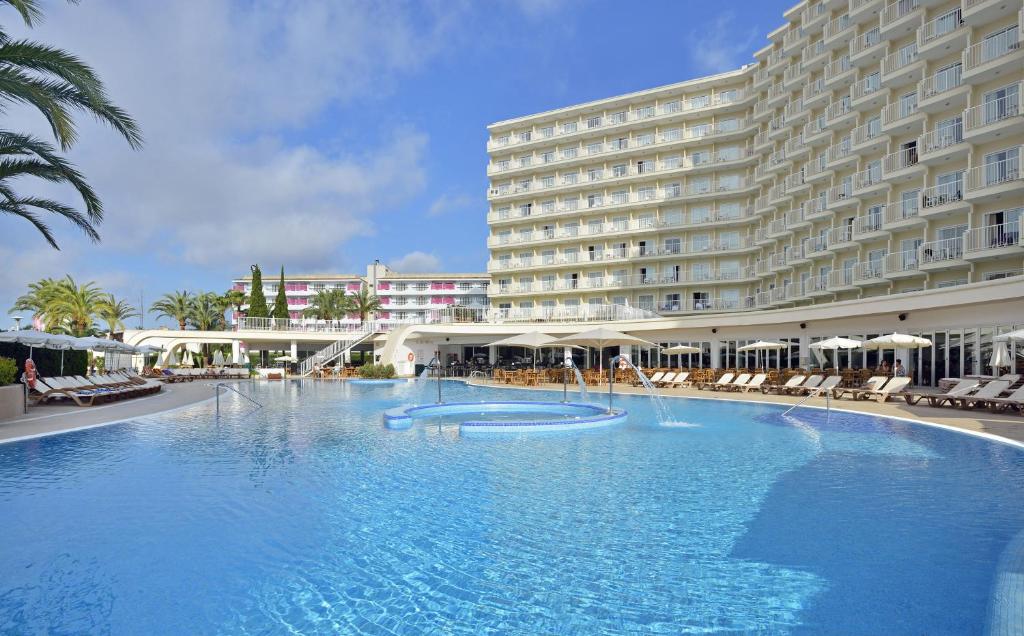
xmin=488 ymin=331 xmax=562 ymax=349
xmin=212 ymin=350 xmax=225 ymax=366
xmin=73 ymin=336 xmax=124 ymax=352
xmin=737 ymin=340 xmax=787 ymax=352
xmin=274 ymin=354 xmax=298 ymax=362
xmin=989 ymin=341 xmax=1012 ymax=370
xmin=182 ymin=349 xmax=194 ymax=367
xmin=550 ymin=327 xmax=658 ymax=350
xmin=809 ymin=337 xmax=863 ymax=350
xmin=662 ymin=344 xmax=702 ymax=355
xmin=863 ymin=333 xmax=932 ymax=349
xmin=0 ymin=329 xmax=63 ymax=347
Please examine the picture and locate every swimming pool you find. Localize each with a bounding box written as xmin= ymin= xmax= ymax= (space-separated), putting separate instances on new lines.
xmin=1 ymin=380 xmax=1022 ymax=634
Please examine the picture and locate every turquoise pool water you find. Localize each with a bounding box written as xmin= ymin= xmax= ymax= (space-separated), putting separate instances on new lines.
xmin=1 ymin=380 xmax=1023 ymax=634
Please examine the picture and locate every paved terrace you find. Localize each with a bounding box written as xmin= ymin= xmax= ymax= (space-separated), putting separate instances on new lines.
xmin=1 ymin=378 xmax=1021 ymax=447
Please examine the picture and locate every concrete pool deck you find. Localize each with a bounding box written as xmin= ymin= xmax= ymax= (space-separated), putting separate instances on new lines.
xmin=1 ymin=377 xmax=1021 ymax=448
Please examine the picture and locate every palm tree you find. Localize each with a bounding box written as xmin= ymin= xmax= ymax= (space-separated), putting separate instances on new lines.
xmin=47 ymin=276 xmax=103 ymax=336
xmin=0 ymin=0 xmax=142 ymax=247
xmin=151 ymin=291 xmax=193 ymax=331
xmin=349 ymin=286 xmax=382 ymax=323
xmin=222 ymin=289 xmax=246 ymax=314
xmin=188 ymin=293 xmax=224 ymax=331
xmin=95 ymin=294 xmax=137 ymax=334
xmin=9 ymin=275 xmax=65 ymax=329
xmin=302 ymin=289 xmax=351 ymax=321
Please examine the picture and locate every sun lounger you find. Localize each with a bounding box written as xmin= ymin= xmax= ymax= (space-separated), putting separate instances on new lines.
xmin=952 ymin=380 xmax=1011 ymax=409
xmin=792 ymin=375 xmax=842 ymax=397
xmin=831 ymin=376 xmax=887 ymax=400
xmin=697 ymin=372 xmax=734 ymax=390
xmin=984 ymin=385 xmax=1024 ymax=413
xmin=641 ymin=371 xmax=666 ymax=386
xmin=856 ymin=376 xmax=911 ymax=403
xmin=762 ymin=375 xmax=805 ymax=394
xmin=31 ymin=378 xmax=106 ymax=406
xmin=737 ymin=373 xmax=768 ymax=392
xmin=902 ymin=379 xmax=980 ymax=406
xmin=717 ymin=373 xmax=752 ymax=392
xmin=653 ymin=372 xmax=677 ymax=387
xmin=786 ymin=374 xmax=822 ymax=395
xmin=665 ymin=372 xmax=691 ymax=388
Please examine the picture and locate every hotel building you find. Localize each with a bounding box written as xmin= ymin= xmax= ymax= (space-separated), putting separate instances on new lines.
xmin=485 ymin=0 xmax=1023 ymax=315
xmin=230 ymin=262 xmax=489 ymax=326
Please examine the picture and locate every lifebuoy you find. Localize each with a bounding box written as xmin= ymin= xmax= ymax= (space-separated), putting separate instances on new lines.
xmin=618 ymin=358 xmax=628 ymax=371
xmin=24 ymin=359 xmax=37 ymax=390
xmin=407 ymin=352 xmax=415 ymax=362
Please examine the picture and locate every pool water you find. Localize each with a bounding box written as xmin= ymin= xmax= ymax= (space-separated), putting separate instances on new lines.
xmin=2 ymin=380 xmax=1023 ymax=634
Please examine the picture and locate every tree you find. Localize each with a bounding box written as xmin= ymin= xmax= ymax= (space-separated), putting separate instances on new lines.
xmin=151 ymin=291 xmax=193 ymax=331
xmin=247 ymin=264 xmax=268 ymax=318
xmin=271 ymin=265 xmax=289 ymax=320
xmin=10 ymin=276 xmax=65 ymax=330
xmin=222 ymin=289 xmax=246 ymax=314
xmin=0 ymin=0 xmax=142 ymax=248
xmin=95 ymin=294 xmax=137 ymax=334
xmin=349 ymin=286 xmax=382 ymax=323
xmin=303 ymin=289 xmax=350 ymax=321
xmin=189 ymin=292 xmax=224 ymax=331
xmin=47 ymin=276 xmax=103 ymax=336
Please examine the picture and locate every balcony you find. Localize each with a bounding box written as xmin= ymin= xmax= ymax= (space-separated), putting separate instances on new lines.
xmin=804 ymin=197 xmax=833 ymax=221
xmin=962 ymin=26 xmax=1024 ymax=83
xmin=881 ymin=44 xmax=923 ymax=88
xmin=919 ymin=236 xmax=968 ymax=271
xmin=826 ymin=139 xmax=857 ymax=169
xmin=883 ymin=250 xmax=922 ymax=279
xmin=768 ymin=114 xmax=791 ymax=140
xmin=882 ymin=146 xmax=923 ymax=182
xmin=963 ymin=91 xmax=1022 ymax=144
xmin=828 ymin=223 xmax=857 ymax=250
xmin=785 ymin=134 xmax=810 ymax=159
xmin=802 ymin=2 xmax=830 ymax=33
xmin=767 ymin=216 xmax=792 ymax=238
xmin=827 ymin=182 xmax=858 ymax=210
xmin=824 ymin=14 xmax=854 ymax=49
xmin=883 ymin=198 xmax=924 ymax=229
xmin=824 ymin=56 xmax=856 ymax=88
xmin=787 ymin=206 xmax=811 ymax=229
xmin=783 ymin=27 xmax=808 ymax=54
xmin=783 ymin=63 xmax=809 ymax=89
xmin=753 ymin=130 xmax=772 ymax=151
xmin=805 ymin=234 xmax=832 ymax=258
xmin=964 ymin=221 xmax=1023 ymax=260
xmin=784 ymin=170 xmax=810 ymax=195
xmin=920 ymin=181 xmax=968 ymax=217
xmin=853 ymin=260 xmax=887 ymax=285
xmin=802 ymin=77 xmax=830 ymax=108
xmin=880 ymin=99 xmax=924 ymax=134
xmin=918 ymin=124 xmax=967 ymax=165
xmin=850 ymin=73 xmax=888 ymax=111
xmin=768 ymin=149 xmax=791 ymax=174
xmin=827 ymin=268 xmax=857 ymax=291
xmin=768 ymin=182 xmax=791 ymax=205
xmin=755 ymin=195 xmax=775 ymax=215
xmin=853 ymin=166 xmax=887 ymax=197
xmin=880 ymin=0 xmax=923 ymax=38
xmin=853 ymin=208 xmax=888 ymax=240
xmin=802 ymin=38 xmax=830 ymax=70
xmin=917 ymin=9 xmax=967 ymax=60
xmin=917 ymin=65 xmax=968 ymax=113
xmin=803 ymin=116 xmax=831 ymax=145
xmin=764 ymin=82 xmax=789 ymax=108
xmin=965 ymin=156 xmax=1024 ymax=203
xmin=771 ymin=250 xmax=792 ymax=272
xmin=753 ymin=67 xmax=772 ymax=90
xmin=804 ymin=155 xmax=832 ymax=182
xmin=784 ymin=97 xmax=809 ymax=125
xmin=825 ymin=97 xmax=857 ymax=128
xmin=850 ymin=26 xmax=886 ymax=66
xmin=850 ymin=0 xmax=883 ymax=24
xmin=962 ymin=0 xmax=1022 ymax=25
xmin=803 ymin=274 xmax=832 ymax=297
xmin=851 ymin=120 xmax=889 ymax=154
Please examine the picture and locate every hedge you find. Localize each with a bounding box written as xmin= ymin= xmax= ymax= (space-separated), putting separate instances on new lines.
xmin=0 ymin=342 xmax=88 ymax=384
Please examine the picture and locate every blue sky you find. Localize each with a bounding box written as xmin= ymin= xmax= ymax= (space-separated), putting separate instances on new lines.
xmin=2 ymin=0 xmax=790 ymax=327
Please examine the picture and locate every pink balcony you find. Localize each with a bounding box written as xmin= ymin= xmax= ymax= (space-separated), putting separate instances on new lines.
xmin=430 ymin=282 xmax=443 ymax=290
xmin=380 ymin=312 xmax=391 ymax=319
xmin=443 ymin=282 xmax=455 ymax=290
xmin=232 ymin=283 xmax=245 ymax=291
xmin=430 ymin=297 xmax=444 ymax=304
xmin=443 ymin=296 xmax=455 ymax=304
xmin=284 ymin=283 xmax=308 ymax=292
xmin=288 ymin=311 xmax=301 ymax=319
xmin=377 ymin=282 xmax=390 ymax=290
xmin=380 ymin=297 xmax=391 ymax=305
xmin=289 ymin=297 xmax=308 ymax=306
xmin=346 ymin=283 xmax=361 ymax=291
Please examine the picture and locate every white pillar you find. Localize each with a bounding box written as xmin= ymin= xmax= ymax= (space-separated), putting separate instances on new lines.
xmin=290 ymin=340 xmax=298 ymax=360
xmin=799 ymin=335 xmax=810 ymax=369
xmin=232 ymin=340 xmax=241 ymax=364
xmin=709 ymin=340 xmax=722 ymax=369
xmin=488 ymin=345 xmax=497 ymax=364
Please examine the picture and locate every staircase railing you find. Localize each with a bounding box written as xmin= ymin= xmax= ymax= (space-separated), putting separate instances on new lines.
xmin=298 ymin=324 xmax=377 ymax=376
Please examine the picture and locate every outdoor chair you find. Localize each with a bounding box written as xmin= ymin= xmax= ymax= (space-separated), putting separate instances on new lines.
xmin=903 ymin=379 xmax=981 ymax=407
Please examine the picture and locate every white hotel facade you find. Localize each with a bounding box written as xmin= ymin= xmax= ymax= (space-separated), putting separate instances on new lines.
xmin=485 ymin=0 xmax=1023 ymax=315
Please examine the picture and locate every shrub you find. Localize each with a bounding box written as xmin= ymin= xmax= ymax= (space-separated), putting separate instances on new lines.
xmin=0 ymin=357 xmax=17 ymax=385
xmin=357 ymin=363 xmax=395 ymax=379
xmin=0 ymin=343 xmax=87 ymax=378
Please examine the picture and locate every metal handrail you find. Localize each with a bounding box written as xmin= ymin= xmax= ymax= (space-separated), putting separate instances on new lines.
xmin=783 ymin=384 xmax=831 ymax=417
xmin=214 ymin=382 xmax=263 ymax=416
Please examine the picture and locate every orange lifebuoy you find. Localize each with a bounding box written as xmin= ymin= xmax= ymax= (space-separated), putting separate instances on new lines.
xmin=407 ymin=352 xmax=415 ymax=362
xmin=24 ymin=359 xmax=36 ymax=390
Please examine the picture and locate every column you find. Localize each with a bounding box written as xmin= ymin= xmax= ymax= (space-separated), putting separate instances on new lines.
xmin=232 ymin=340 xmax=241 ymax=364
xmin=488 ymin=345 xmax=497 ymax=365
xmin=290 ymin=340 xmax=298 ymax=360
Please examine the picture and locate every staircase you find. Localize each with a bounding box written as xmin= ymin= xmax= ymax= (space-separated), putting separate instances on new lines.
xmin=299 ymin=323 xmax=377 ymax=376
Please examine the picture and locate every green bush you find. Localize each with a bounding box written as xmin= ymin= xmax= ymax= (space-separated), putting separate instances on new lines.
xmin=0 ymin=357 xmax=17 ymax=385
xmin=0 ymin=343 xmax=87 ymax=378
xmin=357 ymin=363 xmax=395 ymax=379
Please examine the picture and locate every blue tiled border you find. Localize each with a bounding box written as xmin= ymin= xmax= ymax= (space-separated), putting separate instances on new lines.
xmin=382 ymin=401 xmax=626 ymax=434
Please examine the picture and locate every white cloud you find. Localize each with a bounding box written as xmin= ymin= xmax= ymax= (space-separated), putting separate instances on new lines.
xmin=389 ymin=251 xmax=441 ymax=273
xmin=427 ymin=192 xmax=477 ymax=217
xmin=0 ymin=0 xmax=465 ymax=274
xmin=687 ymin=12 xmax=760 ymax=74
xmin=509 ymin=0 xmax=570 ymax=19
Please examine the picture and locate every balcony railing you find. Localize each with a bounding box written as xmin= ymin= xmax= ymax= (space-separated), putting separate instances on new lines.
xmin=854 ymin=166 xmax=883 ymax=190
xmin=966 ymin=157 xmax=1021 ymax=192
xmin=851 ymin=73 xmax=882 ymax=100
xmin=963 ymin=27 xmax=1021 ymax=72
xmin=828 ymin=224 xmax=854 ymax=245
xmin=881 ymin=44 xmax=919 ymax=76
xmin=852 ymin=119 xmax=883 ymax=146
xmin=919 ymin=236 xmax=963 ymax=265
xmin=918 ymin=9 xmax=963 ymax=47
xmin=803 ymin=274 xmax=829 ymax=294
xmin=802 ymin=77 xmax=827 ymax=102
xmin=828 ymin=182 xmax=853 ymax=206
xmin=824 ymin=14 xmax=852 ymax=41
xmin=885 ymin=198 xmax=919 ymax=224
xmin=854 ymin=209 xmax=885 ymax=236
xmin=802 ymin=38 xmax=827 ymax=66
xmin=921 ymin=181 xmax=963 ymax=209
xmin=826 ymin=98 xmax=854 ymax=122
xmin=881 ymin=99 xmax=919 ymax=126
xmin=964 ymin=221 xmax=1021 ymax=253
xmin=884 ymin=250 xmax=919 ymax=274
xmin=918 ymin=64 xmax=963 ymax=101
xmin=851 ymin=27 xmax=882 ymax=57
xmin=828 ymin=268 xmax=854 ymax=288
xmin=919 ymin=123 xmax=963 ymax=155
xmin=964 ymin=93 xmax=1021 ymax=132
xmin=854 ymin=260 xmax=886 ymax=281
xmin=488 ymin=239 xmax=755 ymax=271
xmin=880 ymin=0 xmax=920 ymax=29
xmin=883 ymin=146 xmax=919 ymax=174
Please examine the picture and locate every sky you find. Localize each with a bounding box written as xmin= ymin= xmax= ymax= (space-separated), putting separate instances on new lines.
xmin=1 ymin=0 xmax=790 ymax=328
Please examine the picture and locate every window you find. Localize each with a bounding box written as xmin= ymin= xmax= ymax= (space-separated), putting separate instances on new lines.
xmin=587 ymin=116 xmax=602 ymax=129
xmin=662 ymin=128 xmax=682 ymax=142
xmin=541 ymin=200 xmax=555 ymax=213
xmin=935 ymin=115 xmax=963 ymax=147
xmin=717 ymin=146 xmax=741 ymax=161
xmin=717 ymin=117 xmax=739 ymax=132
xmin=561 ymin=147 xmax=578 ymax=160
xmin=662 ymin=100 xmax=682 ymax=114
xmin=609 ymin=111 xmax=627 ymax=124
xmin=690 ymin=123 xmax=711 ymax=138
xmin=518 ymin=131 xmax=531 ymax=143
xmin=541 ymin=151 xmax=554 ymax=163
xmin=612 ymin=189 xmax=628 ymax=204
xmin=636 ymin=160 xmax=654 ymax=173
xmin=932 ymin=8 xmax=961 ymax=39
xmin=638 ymin=185 xmax=656 ymax=201
xmin=561 ymin=121 xmax=578 ymax=135
xmin=664 ymin=238 xmax=681 ymax=254
xmin=691 ymin=150 xmax=710 ymax=165
xmin=983 ymin=147 xmax=1020 ymax=186
xmin=540 ymin=175 xmax=554 ymax=188
xmin=663 ymin=183 xmax=681 ymax=198
xmin=562 ymin=197 xmax=579 ymax=211
xmin=610 ymin=137 xmax=629 ymax=150
xmin=562 ymin=172 xmax=578 ymax=185
xmin=587 ymin=142 xmax=603 ymax=155
xmin=981 ymin=25 xmax=1019 ymax=62
xmin=587 ymin=193 xmax=603 ymax=208
xmin=982 ymin=83 xmax=1020 ymax=125
xmin=898 ymin=91 xmax=917 ymax=118
xmin=588 ymin=168 xmax=603 ymax=182
xmin=689 ymin=94 xmax=709 ymax=109
xmin=635 ymin=133 xmax=654 ymax=146
xmin=634 ymin=105 xmax=655 ymax=119
xmin=540 ymin=126 xmax=554 ymax=138
xmin=612 ymin=164 xmax=627 ymax=178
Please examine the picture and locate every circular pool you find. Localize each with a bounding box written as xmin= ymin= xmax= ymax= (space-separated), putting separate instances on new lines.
xmin=382 ymin=400 xmax=626 ymax=433
xmin=1 ymin=381 xmax=1022 ymax=634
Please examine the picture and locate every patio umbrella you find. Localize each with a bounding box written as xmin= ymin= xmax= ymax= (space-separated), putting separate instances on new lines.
xmin=212 ymin=349 xmax=225 ymax=366
xmin=737 ymin=340 xmax=787 ymax=369
xmin=487 ymin=331 xmax=581 ymax=369
xmin=863 ymin=333 xmax=932 ymax=367
xmin=165 ymin=348 xmax=179 ymax=367
xmin=550 ymin=327 xmax=658 ymax=372
xmin=989 ymin=340 xmax=1012 ymax=372
xmin=182 ymin=349 xmax=194 ymax=367
xmin=662 ymin=345 xmax=701 ymax=354
xmin=809 ymin=337 xmax=862 ymax=368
